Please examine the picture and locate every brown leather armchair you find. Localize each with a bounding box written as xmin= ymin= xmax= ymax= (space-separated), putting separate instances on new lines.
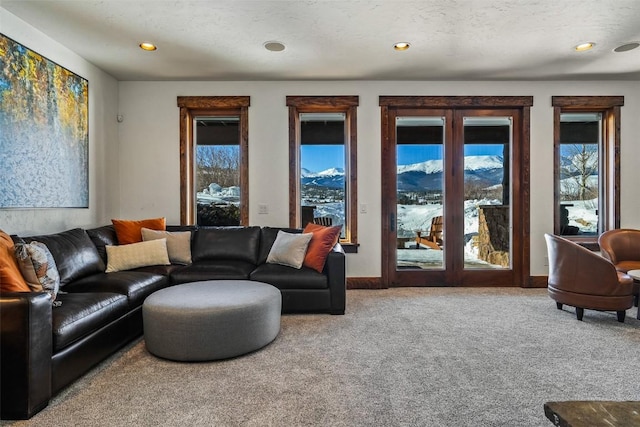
xmin=544 ymin=233 xmax=634 ymax=322
xmin=598 ymin=228 xmax=640 ymax=306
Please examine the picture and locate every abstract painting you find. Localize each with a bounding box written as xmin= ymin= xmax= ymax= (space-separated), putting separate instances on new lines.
xmin=0 ymin=33 xmax=89 ymax=208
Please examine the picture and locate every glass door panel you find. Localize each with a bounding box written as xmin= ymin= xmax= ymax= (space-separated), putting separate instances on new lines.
xmin=462 ymin=116 xmax=512 ymax=269
xmin=382 ymin=103 xmax=524 ymax=288
xmin=395 ymin=116 xmax=445 ymax=270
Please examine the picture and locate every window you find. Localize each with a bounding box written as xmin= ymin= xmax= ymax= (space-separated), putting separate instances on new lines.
xmin=286 ymin=96 xmax=358 ymax=251
xmin=552 ymin=96 xmax=623 ymax=243
xmin=177 ymin=96 xmax=249 ymax=225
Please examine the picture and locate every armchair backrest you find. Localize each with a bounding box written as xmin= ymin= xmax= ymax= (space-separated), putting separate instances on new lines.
xmin=545 ymin=233 xmax=620 ymax=296
xmin=598 ymin=229 xmax=640 ymax=265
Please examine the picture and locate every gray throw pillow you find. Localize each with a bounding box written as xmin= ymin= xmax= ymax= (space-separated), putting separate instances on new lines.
xmin=14 ymin=241 xmax=61 ymax=304
xmin=141 ymin=228 xmax=192 ymax=265
xmin=266 ymin=231 xmax=313 ymax=269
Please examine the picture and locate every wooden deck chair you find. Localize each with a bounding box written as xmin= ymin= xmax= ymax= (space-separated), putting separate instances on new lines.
xmin=416 ymin=215 xmax=443 ymax=250
xmin=313 ymin=216 xmax=333 ymax=226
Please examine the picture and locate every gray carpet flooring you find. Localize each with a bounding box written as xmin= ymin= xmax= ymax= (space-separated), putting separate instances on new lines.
xmin=5 ymin=287 xmax=640 ymax=427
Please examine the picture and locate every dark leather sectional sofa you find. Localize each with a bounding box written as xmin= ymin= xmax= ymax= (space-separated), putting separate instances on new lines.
xmin=0 ymin=224 xmax=346 ymax=420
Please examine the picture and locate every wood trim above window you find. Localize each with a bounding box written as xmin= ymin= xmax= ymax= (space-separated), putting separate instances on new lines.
xmin=178 ymin=96 xmax=250 ymax=225
xmin=177 ymin=96 xmax=250 ymax=109
xmin=551 ymin=96 xmax=624 ymax=109
xmin=286 ymin=96 xmax=359 ymax=109
xmin=379 ymin=96 xmax=534 ymax=108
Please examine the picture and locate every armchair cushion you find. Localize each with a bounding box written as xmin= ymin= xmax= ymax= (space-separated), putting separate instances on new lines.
xmin=598 ymin=229 xmax=640 ymax=271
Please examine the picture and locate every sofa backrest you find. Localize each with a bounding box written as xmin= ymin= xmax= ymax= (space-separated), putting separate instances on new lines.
xmin=192 ymin=226 xmax=261 ymax=264
xmin=25 ymin=228 xmax=105 ymax=287
xmin=85 ymin=225 xmax=118 ymax=264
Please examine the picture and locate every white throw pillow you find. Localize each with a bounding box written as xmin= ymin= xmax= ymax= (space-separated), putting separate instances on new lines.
xmin=141 ymin=228 xmax=192 ymax=265
xmin=266 ymin=231 xmax=313 ymax=269
xmin=105 ymin=238 xmax=170 ymax=273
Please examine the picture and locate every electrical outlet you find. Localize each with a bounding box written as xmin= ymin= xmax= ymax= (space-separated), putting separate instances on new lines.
xmin=360 ymin=204 xmax=367 ymax=214
xmin=258 ymin=204 xmax=268 ymax=214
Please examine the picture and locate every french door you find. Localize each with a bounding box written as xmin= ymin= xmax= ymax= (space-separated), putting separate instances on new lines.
xmin=380 ymin=97 xmax=532 ymax=287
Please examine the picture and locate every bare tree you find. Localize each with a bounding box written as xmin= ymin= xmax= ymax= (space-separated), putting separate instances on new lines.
xmin=560 ymin=143 xmax=598 ymax=201
xmin=196 ymin=146 xmax=239 ymax=191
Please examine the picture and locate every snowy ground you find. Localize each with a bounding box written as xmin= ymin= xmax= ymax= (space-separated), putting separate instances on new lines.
xmin=200 ymin=182 xmax=597 ymax=267
xmin=563 ymin=199 xmax=598 ymax=234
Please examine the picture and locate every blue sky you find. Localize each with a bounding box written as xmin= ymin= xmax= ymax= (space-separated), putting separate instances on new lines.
xmin=301 ymin=144 xmax=505 ymax=172
xmin=301 ymin=146 xmax=345 ymax=172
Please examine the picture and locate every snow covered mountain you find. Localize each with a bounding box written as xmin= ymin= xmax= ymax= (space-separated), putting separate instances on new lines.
xmin=397 ymin=155 xmax=504 ymax=191
xmin=301 ymin=167 xmax=345 ymax=189
xmin=301 ymin=155 xmax=505 ymax=191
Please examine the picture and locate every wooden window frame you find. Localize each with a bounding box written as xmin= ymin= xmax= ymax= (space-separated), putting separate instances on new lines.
xmin=177 ymin=96 xmax=250 ymax=225
xmin=286 ymin=96 xmax=359 ymax=251
xmin=552 ymin=96 xmax=623 ymax=248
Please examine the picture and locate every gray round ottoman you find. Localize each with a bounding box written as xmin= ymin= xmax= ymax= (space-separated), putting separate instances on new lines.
xmin=142 ymin=280 xmax=281 ymax=361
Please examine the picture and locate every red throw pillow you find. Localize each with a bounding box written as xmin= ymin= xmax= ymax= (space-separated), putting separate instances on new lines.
xmin=302 ymin=223 xmax=342 ymax=272
xmin=111 ymin=217 xmax=166 ymax=245
xmin=0 ymin=230 xmax=30 ymax=292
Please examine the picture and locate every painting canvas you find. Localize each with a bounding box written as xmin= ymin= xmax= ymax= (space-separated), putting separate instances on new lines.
xmin=0 ymin=33 xmax=89 ymax=208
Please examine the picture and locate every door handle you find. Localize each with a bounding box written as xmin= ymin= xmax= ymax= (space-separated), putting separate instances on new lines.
xmin=390 ymin=213 xmax=395 ymax=232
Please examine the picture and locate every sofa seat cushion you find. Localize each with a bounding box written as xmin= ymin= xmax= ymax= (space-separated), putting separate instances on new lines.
xmin=52 ymin=292 xmax=129 ymax=351
xmin=131 ymin=264 xmax=187 ymax=276
xmin=170 ymin=261 xmax=255 ymax=284
xmin=250 ymin=263 xmax=328 ymax=289
xmin=62 ymin=272 xmax=169 ymax=309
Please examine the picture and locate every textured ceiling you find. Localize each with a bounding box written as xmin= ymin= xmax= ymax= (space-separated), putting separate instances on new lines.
xmin=3 ymin=0 xmax=640 ymax=81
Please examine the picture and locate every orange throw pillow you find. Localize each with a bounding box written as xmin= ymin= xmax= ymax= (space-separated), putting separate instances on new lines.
xmin=0 ymin=230 xmax=30 ymax=292
xmin=111 ymin=217 xmax=166 ymax=245
xmin=302 ymin=223 xmax=342 ymax=272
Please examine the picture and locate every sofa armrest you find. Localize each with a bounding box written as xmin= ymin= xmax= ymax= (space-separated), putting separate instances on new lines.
xmin=324 ymin=244 xmax=346 ymax=314
xmin=1 ymin=292 xmax=52 ymax=420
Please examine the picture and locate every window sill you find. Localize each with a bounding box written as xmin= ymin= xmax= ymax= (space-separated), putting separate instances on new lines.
xmin=558 ymin=235 xmax=599 ymax=251
xmin=340 ymin=243 xmax=359 ymax=254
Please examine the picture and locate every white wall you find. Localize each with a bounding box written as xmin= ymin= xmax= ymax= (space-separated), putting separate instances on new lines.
xmin=3 ymin=6 xmax=638 ymax=279
xmin=0 ymin=8 xmax=120 ymax=236
xmin=117 ymin=80 xmax=640 ymax=278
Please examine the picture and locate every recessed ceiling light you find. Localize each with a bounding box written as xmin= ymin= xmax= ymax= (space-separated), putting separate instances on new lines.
xmin=394 ymin=42 xmax=410 ymax=51
xmin=139 ymin=42 xmax=157 ymax=51
xmin=574 ymin=42 xmax=595 ymax=52
xmin=264 ymin=41 xmax=285 ymax=52
xmin=614 ymin=42 xmax=640 ymax=52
